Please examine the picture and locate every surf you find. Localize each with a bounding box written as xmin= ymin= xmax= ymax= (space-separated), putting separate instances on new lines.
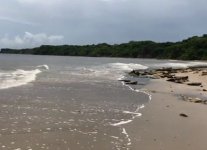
xmin=0 ymin=65 xmax=49 ymax=90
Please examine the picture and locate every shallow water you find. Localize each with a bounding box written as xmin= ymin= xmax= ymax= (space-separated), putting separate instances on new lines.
xmin=0 ymin=54 xmax=207 ymax=150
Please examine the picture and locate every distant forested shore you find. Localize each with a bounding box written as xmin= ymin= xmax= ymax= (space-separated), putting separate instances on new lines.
xmin=1 ymin=34 xmax=207 ymax=60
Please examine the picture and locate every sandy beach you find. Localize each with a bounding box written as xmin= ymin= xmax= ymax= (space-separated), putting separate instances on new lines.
xmin=125 ymin=68 xmax=207 ymax=150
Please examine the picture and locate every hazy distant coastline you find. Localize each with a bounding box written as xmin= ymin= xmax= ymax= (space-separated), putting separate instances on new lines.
xmin=1 ymin=34 xmax=207 ymax=60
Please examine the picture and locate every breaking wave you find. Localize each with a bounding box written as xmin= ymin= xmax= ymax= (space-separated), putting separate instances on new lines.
xmin=70 ymin=63 xmax=148 ymax=81
xmin=107 ymin=63 xmax=148 ymax=71
xmin=0 ymin=65 xmax=49 ymax=90
xmin=37 ymin=64 xmax=50 ymax=70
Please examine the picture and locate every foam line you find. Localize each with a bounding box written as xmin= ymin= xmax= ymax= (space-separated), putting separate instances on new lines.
xmin=122 ymin=128 xmax=132 ymax=146
xmin=110 ymin=120 xmax=133 ymax=126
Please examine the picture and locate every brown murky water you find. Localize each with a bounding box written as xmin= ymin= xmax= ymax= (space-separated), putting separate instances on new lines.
xmin=0 ymin=81 xmax=149 ymax=150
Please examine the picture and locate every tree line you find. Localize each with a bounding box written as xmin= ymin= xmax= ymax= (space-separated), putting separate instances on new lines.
xmin=1 ymin=34 xmax=207 ymax=60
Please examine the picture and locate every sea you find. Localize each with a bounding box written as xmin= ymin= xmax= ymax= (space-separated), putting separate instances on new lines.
xmin=0 ymin=54 xmax=207 ymax=150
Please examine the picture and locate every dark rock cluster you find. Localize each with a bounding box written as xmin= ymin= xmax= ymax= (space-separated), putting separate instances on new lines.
xmin=128 ymin=67 xmax=206 ymax=86
xmin=180 ymin=95 xmax=207 ymax=104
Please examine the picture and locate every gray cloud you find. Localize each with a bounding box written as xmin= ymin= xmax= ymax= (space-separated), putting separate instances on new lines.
xmin=0 ymin=16 xmax=38 ymax=26
xmin=0 ymin=0 xmax=207 ymax=48
xmin=0 ymin=32 xmax=64 ymax=49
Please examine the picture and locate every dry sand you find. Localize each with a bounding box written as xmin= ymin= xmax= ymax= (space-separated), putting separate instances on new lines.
xmin=125 ymin=70 xmax=207 ymax=150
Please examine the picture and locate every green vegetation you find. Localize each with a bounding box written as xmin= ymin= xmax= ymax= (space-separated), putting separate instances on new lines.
xmin=1 ymin=34 xmax=207 ymax=60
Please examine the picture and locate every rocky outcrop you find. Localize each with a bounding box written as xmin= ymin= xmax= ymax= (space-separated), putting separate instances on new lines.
xmin=129 ymin=67 xmax=176 ymax=79
xmin=167 ymin=76 xmax=188 ymax=83
xmin=129 ymin=67 xmax=207 ymax=87
xmin=129 ymin=67 xmax=190 ymax=83
xmin=180 ymin=95 xmax=207 ymax=104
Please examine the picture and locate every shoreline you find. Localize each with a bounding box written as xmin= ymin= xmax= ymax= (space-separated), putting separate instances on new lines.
xmin=124 ymin=67 xmax=207 ymax=150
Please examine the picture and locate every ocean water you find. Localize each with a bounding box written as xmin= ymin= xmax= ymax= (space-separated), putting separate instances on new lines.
xmin=0 ymin=54 xmax=207 ymax=150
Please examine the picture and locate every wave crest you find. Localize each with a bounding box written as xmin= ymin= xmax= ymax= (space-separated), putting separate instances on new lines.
xmin=0 ymin=64 xmax=49 ymax=90
xmin=107 ymin=63 xmax=148 ymax=71
xmin=37 ymin=64 xmax=49 ymax=70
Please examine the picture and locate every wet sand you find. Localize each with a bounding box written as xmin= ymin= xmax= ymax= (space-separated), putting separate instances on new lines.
xmin=125 ymin=70 xmax=207 ymax=150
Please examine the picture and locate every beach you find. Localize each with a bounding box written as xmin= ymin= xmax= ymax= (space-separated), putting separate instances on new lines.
xmin=1 ymin=54 xmax=207 ymax=149
xmin=125 ymin=68 xmax=207 ymax=150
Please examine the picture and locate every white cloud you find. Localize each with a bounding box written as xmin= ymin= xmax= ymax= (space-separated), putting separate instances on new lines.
xmin=0 ymin=32 xmax=64 ymax=49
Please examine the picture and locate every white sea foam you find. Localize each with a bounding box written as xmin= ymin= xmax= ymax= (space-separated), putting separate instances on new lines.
xmin=122 ymin=111 xmax=142 ymax=116
xmin=71 ymin=63 xmax=148 ymax=81
xmin=107 ymin=63 xmax=148 ymax=71
xmin=153 ymin=61 xmax=207 ymax=69
xmin=188 ymin=62 xmax=207 ymax=67
xmin=110 ymin=120 xmax=133 ymax=126
xmin=0 ymin=65 xmax=48 ymax=90
xmin=109 ymin=79 xmax=151 ymax=128
xmin=37 ymin=64 xmax=49 ymax=70
xmin=120 ymin=76 xmax=152 ymax=101
xmin=156 ymin=63 xmax=189 ymax=68
xmin=122 ymin=128 xmax=132 ymax=146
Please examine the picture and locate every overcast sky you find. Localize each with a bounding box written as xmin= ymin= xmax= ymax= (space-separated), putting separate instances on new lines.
xmin=0 ymin=0 xmax=207 ymax=48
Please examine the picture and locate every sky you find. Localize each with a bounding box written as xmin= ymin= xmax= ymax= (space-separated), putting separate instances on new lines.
xmin=0 ymin=0 xmax=207 ymax=48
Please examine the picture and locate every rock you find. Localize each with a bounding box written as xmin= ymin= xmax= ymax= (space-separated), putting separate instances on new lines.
xmin=182 ymin=96 xmax=207 ymax=104
xmin=176 ymin=76 xmax=188 ymax=80
xmin=188 ymin=97 xmax=207 ymax=104
xmin=119 ymin=79 xmax=131 ymax=82
xmin=167 ymin=78 xmax=176 ymax=82
xmin=165 ymin=74 xmax=175 ymax=78
xmin=179 ymin=113 xmax=188 ymax=117
xmin=187 ymin=82 xmax=202 ymax=86
xmin=203 ymin=100 xmax=207 ymax=104
xmin=194 ymin=100 xmax=203 ymax=103
xmin=202 ymin=71 xmax=207 ymax=76
xmin=189 ymin=98 xmax=202 ymax=103
xmin=140 ymin=71 xmax=149 ymax=76
xmin=125 ymin=81 xmax=138 ymax=85
xmin=129 ymin=70 xmax=140 ymax=76
xmin=167 ymin=76 xmax=188 ymax=83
